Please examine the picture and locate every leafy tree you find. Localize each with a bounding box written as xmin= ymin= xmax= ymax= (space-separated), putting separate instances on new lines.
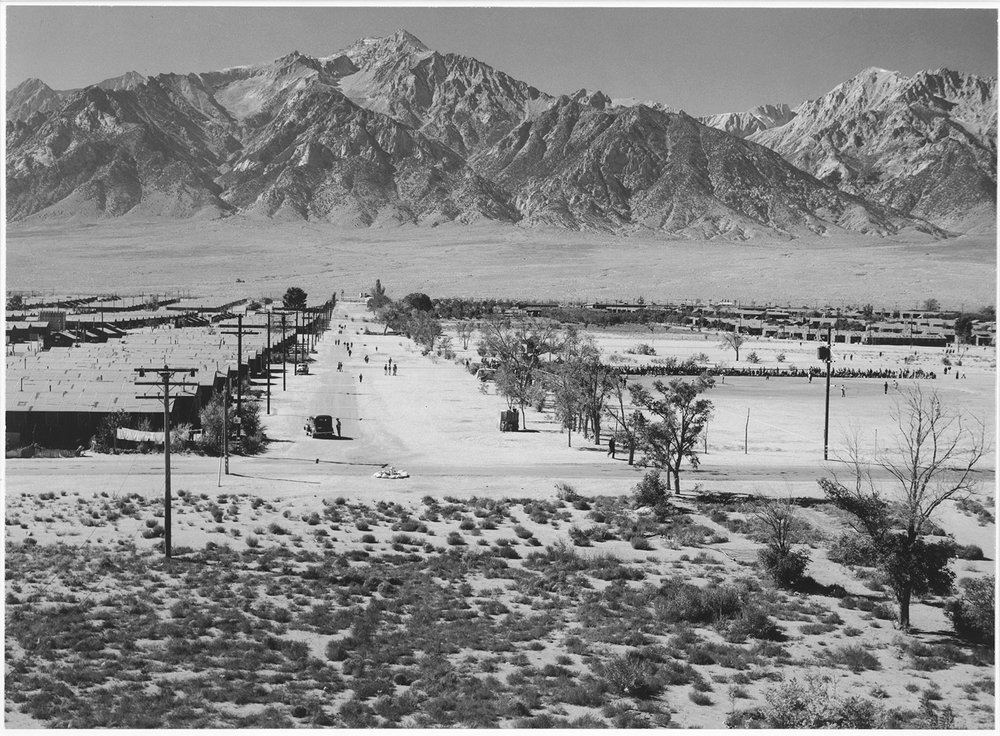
xmin=478 ymin=317 xmax=558 ymax=430
xmin=922 ymin=298 xmax=940 ymax=312
xmin=553 ymin=332 xmax=614 ymax=444
xmin=820 ymin=386 xmax=987 ymax=630
xmin=6 ymin=293 xmax=25 ymax=311
xmin=953 ymin=314 xmax=975 ymax=344
xmin=406 ymin=311 xmax=442 ymax=351
xmin=401 ymin=292 xmax=433 ymax=312
xmin=629 ymin=374 xmax=715 ymax=492
xmin=91 ymin=409 xmax=133 ymax=453
xmin=367 ymin=279 xmax=391 ymax=312
xmin=719 ymin=330 xmax=747 ymax=362
xmin=282 ymin=286 xmax=307 ymax=311
xmin=198 ymin=394 xmax=226 ymax=455
xmin=376 ymin=302 xmax=409 ymax=335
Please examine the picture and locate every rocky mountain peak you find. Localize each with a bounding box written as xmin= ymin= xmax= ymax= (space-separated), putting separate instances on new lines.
xmin=570 ymin=88 xmax=610 ymax=110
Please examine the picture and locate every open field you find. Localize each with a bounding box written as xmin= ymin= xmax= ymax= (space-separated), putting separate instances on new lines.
xmin=5 ymin=301 xmax=996 ymax=728
xmin=5 ymin=219 xmax=996 ymax=308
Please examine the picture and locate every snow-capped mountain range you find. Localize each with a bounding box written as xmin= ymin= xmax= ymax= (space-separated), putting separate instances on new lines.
xmin=6 ymin=29 xmax=995 ymax=238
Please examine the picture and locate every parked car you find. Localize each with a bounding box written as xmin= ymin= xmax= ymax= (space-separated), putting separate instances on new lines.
xmin=305 ymin=415 xmax=335 ymax=438
xmin=296 ymin=364 xmax=309 ymax=375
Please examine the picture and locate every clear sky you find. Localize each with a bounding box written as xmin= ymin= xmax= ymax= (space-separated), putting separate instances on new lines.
xmin=4 ymin=3 xmax=998 ymax=116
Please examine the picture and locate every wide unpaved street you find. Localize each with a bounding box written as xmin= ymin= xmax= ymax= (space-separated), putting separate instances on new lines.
xmin=7 ymin=301 xmax=994 ymax=516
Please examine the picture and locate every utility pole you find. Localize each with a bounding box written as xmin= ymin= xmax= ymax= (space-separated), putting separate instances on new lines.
xmin=280 ymin=313 xmax=288 ymax=390
xmin=819 ymin=326 xmax=833 ymax=460
xmin=135 ymin=365 xmax=198 ymax=559
xmin=293 ymin=310 xmax=299 ymax=376
xmin=266 ymin=312 xmax=272 ymax=415
xmin=223 ymin=375 xmax=230 ymax=476
xmin=221 ymin=315 xmax=260 ymax=420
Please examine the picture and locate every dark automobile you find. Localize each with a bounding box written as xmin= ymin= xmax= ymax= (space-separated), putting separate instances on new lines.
xmin=305 ymin=415 xmax=335 ymax=438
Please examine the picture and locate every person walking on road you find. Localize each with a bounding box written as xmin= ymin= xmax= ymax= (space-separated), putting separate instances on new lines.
xmin=336 ymin=418 xmax=342 ymax=438
xmin=392 ymin=364 xmax=397 ymax=376
xmin=607 ymin=437 xmax=616 ymax=458
xmin=359 ymin=373 xmax=363 ymax=384
xmin=884 ymin=381 xmax=888 ymax=394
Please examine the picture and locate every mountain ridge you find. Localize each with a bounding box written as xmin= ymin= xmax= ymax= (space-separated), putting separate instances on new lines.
xmin=6 ymin=31 xmax=993 ymax=237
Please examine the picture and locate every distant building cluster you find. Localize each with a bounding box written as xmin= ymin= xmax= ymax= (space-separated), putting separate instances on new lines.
xmin=6 ymin=293 xmax=332 ymax=450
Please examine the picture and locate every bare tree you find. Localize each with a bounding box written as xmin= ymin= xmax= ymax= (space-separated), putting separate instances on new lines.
xmin=820 ymin=386 xmax=987 ymax=631
xmin=719 ymin=330 xmax=747 ymax=362
xmin=456 ymin=321 xmax=477 ymax=350
xmin=606 ymin=376 xmax=641 ymax=464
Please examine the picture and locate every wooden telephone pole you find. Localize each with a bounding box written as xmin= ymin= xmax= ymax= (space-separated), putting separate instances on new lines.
xmin=220 ymin=315 xmax=260 ymax=419
xmin=135 ymin=365 xmax=199 ymax=559
xmin=819 ymin=326 xmax=833 ymax=461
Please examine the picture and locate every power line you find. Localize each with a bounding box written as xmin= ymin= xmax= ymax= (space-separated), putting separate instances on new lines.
xmin=134 ymin=365 xmax=199 ymax=560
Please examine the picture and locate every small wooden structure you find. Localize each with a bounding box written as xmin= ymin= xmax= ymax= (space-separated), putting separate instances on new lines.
xmin=499 ymin=409 xmax=520 ymax=432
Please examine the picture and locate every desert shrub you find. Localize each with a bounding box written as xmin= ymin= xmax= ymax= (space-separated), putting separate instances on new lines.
xmin=955 ymin=544 xmax=984 ymax=561
xmin=945 ymin=576 xmax=994 ymax=644
xmin=599 ymin=650 xmax=662 ymax=699
xmin=758 ymin=546 xmax=810 ymax=588
xmin=447 ymin=532 xmax=465 ymax=546
xmin=727 ymin=675 xmax=889 ymax=729
xmin=655 ymin=578 xmax=746 ymax=625
xmin=555 ymin=482 xmax=582 ymax=502
xmin=726 ymin=605 xmax=782 ymax=642
xmin=568 ymin=526 xmax=591 ymax=547
xmin=630 ymin=535 xmax=653 ymax=551
xmin=632 ymin=469 xmax=668 ymax=509
xmin=826 ymin=644 xmax=881 ymax=672
xmin=512 ymin=525 xmax=533 ymax=540
xmin=689 ymin=690 xmax=713 ymax=705
xmin=828 ymin=532 xmax=880 ymax=567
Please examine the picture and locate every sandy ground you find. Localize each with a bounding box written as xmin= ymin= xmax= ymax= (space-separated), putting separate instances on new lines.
xmin=5 ymin=219 xmax=995 ymax=308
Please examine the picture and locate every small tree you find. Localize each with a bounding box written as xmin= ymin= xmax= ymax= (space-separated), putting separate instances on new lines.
xmin=198 ymin=394 xmax=226 ymax=456
xmin=456 ymin=321 xmax=477 ymax=350
xmin=406 ymin=311 xmax=442 ymax=351
xmin=629 ymin=374 xmax=715 ymax=492
xmin=719 ymin=331 xmax=747 ymax=362
xmin=6 ymin=293 xmax=25 ymax=311
xmin=92 ymin=409 xmax=133 ymax=453
xmin=820 ymin=386 xmax=987 ymax=630
xmin=751 ymin=497 xmax=810 ymax=587
xmin=953 ymin=314 xmax=975 ymax=344
xmin=282 ymin=286 xmax=307 ymax=311
xmin=922 ymin=298 xmax=940 ymax=312
xmin=367 ymin=279 xmax=391 ymax=312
